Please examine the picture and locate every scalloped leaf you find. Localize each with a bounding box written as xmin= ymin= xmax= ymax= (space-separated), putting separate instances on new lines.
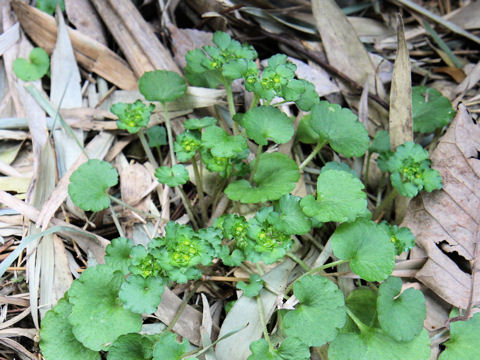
xmin=13 ymin=47 xmax=50 ymax=81
xmin=105 ymin=237 xmax=134 ymax=274
xmin=68 ymin=265 xmax=142 ymax=351
xmin=310 ymin=101 xmax=369 ymax=157
xmin=225 ymin=152 xmax=299 ymax=203
xmin=439 ymin=312 xmax=480 ymax=360
xmin=412 ymin=86 xmax=454 ymax=133
xmin=119 ymin=275 xmax=165 ymax=314
xmin=283 ymin=276 xmax=346 ymax=346
xmin=240 ymin=106 xmax=294 ymax=145
xmin=377 ymin=276 xmax=426 ymax=342
xmin=154 ymin=165 xmax=189 ymax=187
xmin=139 ymin=70 xmax=187 ymax=103
xmin=146 ymin=126 xmax=167 ymax=147
xmin=202 ymin=125 xmax=247 ymax=157
xmin=247 ymin=337 xmax=310 ymax=360
xmin=269 ymin=194 xmax=312 ymax=235
xmin=184 ymin=116 xmax=217 ymax=130
xmin=236 ymin=274 xmax=263 ymax=297
xmin=330 ymin=219 xmax=395 ymax=282
xmin=300 ymin=170 xmax=367 ymax=223
xmin=68 ymin=159 xmax=118 ymax=212
xmin=152 ymin=333 xmax=190 ymax=360
xmin=329 ymin=329 xmax=430 ymax=360
xmin=40 ymin=297 xmax=100 ymax=360
xmin=107 ymin=333 xmax=155 ymax=360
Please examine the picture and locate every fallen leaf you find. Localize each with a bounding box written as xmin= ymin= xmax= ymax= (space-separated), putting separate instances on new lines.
xmin=402 ymin=104 xmax=480 ymax=309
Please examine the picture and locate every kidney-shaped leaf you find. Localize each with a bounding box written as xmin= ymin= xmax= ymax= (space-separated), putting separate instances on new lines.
xmin=283 ymin=275 xmax=346 ymax=346
xmin=155 ymin=165 xmax=189 ymax=187
xmin=202 ymin=125 xmax=247 ymax=157
xmin=225 ymin=152 xmax=299 ymax=203
xmin=412 ymin=86 xmax=454 ymax=133
xmin=40 ymin=297 xmax=100 ymax=360
xmin=105 ymin=237 xmax=134 ymax=274
xmin=241 ymin=106 xmax=294 ymax=145
xmin=119 ymin=275 xmax=165 ymax=314
xmin=310 ymin=101 xmax=369 ymax=157
xmin=139 ymin=70 xmax=187 ymax=103
xmin=269 ymin=194 xmax=312 ymax=235
xmin=300 ymin=170 xmax=367 ymax=223
xmin=439 ymin=312 xmax=480 ymax=360
xmin=68 ymin=265 xmax=142 ymax=351
xmin=68 ymin=159 xmax=118 ymax=212
xmin=13 ymin=47 xmax=50 ymax=81
xmin=152 ymin=333 xmax=190 ymax=360
xmin=377 ymin=276 xmax=426 ymax=342
xmin=107 ymin=333 xmax=155 ymax=360
xmin=330 ymin=219 xmax=395 ymax=282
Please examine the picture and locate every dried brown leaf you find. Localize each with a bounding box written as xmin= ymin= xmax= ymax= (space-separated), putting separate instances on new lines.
xmin=402 ymin=104 xmax=480 ymax=308
xmin=65 ymin=0 xmax=107 ymax=45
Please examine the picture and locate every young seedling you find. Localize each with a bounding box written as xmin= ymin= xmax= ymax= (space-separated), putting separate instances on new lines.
xmin=13 ymin=47 xmax=50 ymax=81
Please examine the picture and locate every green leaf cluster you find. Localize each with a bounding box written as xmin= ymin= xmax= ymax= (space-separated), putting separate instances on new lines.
xmin=412 ymin=86 xmax=454 ymax=133
xmin=111 ymin=100 xmax=155 ymax=134
xmin=379 ymin=142 xmax=442 ymax=197
xmin=379 ymin=221 xmax=416 ymax=255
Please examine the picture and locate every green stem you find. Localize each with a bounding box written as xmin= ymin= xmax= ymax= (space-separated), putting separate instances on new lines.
xmin=224 ymin=81 xmax=239 ymax=135
xmin=177 ymin=186 xmax=200 ymax=231
xmin=249 ymin=93 xmax=260 ymax=111
xmin=164 ymin=282 xmax=201 ymax=334
xmin=346 ymin=307 xmax=369 ymax=333
xmin=249 ymin=144 xmax=263 ymax=183
xmin=286 ymin=253 xmax=310 ymax=272
xmin=364 ymin=152 xmax=373 ymax=188
xmin=191 ymin=155 xmax=208 ymax=224
xmin=162 ymin=102 xmax=176 ymax=166
xmin=372 ymin=187 xmax=399 ymax=220
xmin=138 ymin=129 xmax=158 ymax=168
xmin=108 ymin=194 xmax=161 ymax=220
xmin=256 ymin=295 xmax=274 ymax=352
xmin=299 ymin=141 xmax=327 ymax=170
xmin=109 ymin=204 xmax=124 ymax=238
xmin=285 ymin=259 xmax=349 ymax=295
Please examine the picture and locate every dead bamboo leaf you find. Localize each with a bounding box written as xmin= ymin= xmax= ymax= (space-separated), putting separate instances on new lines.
xmin=402 ymin=104 xmax=480 ymax=308
xmin=12 ymin=1 xmax=137 ymax=90
xmin=65 ymin=0 xmax=107 ymax=45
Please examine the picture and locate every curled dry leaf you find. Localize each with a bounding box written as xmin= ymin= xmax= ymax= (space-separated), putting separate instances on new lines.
xmin=402 ymin=104 xmax=480 ymax=309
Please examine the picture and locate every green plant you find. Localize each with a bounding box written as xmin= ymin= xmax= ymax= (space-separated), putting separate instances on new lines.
xmin=39 ymin=31 xmax=463 ymax=360
xmin=13 ymin=47 xmax=50 ymax=81
xmin=36 ymin=0 xmax=65 ymax=14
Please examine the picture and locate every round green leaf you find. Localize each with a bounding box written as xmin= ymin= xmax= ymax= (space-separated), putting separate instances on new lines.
xmin=225 ymin=152 xmax=299 ymax=203
xmin=377 ymin=276 xmax=426 ymax=342
xmin=119 ymin=275 xmax=165 ymax=314
xmin=154 ymin=165 xmax=189 ymax=187
xmin=330 ymin=219 xmax=395 ymax=282
xmin=300 ymin=170 xmax=367 ymax=223
xmin=296 ymin=114 xmax=322 ymax=144
xmin=283 ymin=275 xmax=346 ymax=346
xmin=310 ymin=101 xmax=369 ymax=157
xmin=139 ymin=70 xmax=187 ymax=103
xmin=68 ymin=265 xmax=142 ymax=351
xmin=152 ymin=333 xmax=190 ymax=360
xmin=107 ymin=333 xmax=155 ymax=360
xmin=146 ymin=126 xmax=167 ymax=147
xmin=105 ymin=237 xmax=134 ymax=274
xmin=345 ymin=288 xmax=378 ymax=330
xmin=412 ymin=86 xmax=454 ymax=133
xmin=13 ymin=47 xmax=50 ymax=81
xmin=328 ymin=333 xmax=367 ymax=360
xmin=68 ymin=159 xmax=118 ymax=212
xmin=439 ymin=312 xmax=480 ymax=360
xmin=184 ymin=116 xmax=217 ymax=130
xmin=363 ymin=328 xmax=430 ymax=360
xmin=247 ymin=337 xmax=310 ymax=360
xmin=241 ymin=106 xmax=294 ymax=145
xmin=236 ymin=274 xmax=263 ymax=297
xmin=202 ymin=125 xmax=247 ymax=157
xmin=269 ymin=194 xmax=312 ymax=235
xmin=40 ymin=297 xmax=100 ymax=360
xmin=370 ymin=130 xmax=390 ymax=154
